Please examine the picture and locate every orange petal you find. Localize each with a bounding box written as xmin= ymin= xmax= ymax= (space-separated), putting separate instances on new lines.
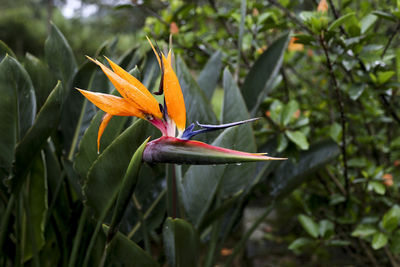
xmin=77 ymin=89 xmax=144 ymax=117
xmin=104 ymin=56 xmax=155 ymax=101
xmin=97 ymin=113 xmax=112 ymax=153
xmin=86 ymin=56 xmax=162 ymax=118
xmin=162 ymin=54 xmax=186 ymax=131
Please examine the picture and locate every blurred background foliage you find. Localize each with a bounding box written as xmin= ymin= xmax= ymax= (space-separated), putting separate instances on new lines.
xmin=1 ymin=0 xmax=400 ymax=266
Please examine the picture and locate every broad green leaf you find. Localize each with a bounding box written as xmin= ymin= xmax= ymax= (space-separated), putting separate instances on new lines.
xmin=198 ymin=192 xmax=242 ymax=232
xmin=241 ymin=33 xmax=290 ymax=114
xmin=0 ymin=40 xmax=16 ymax=60
xmin=13 ymin=82 xmax=63 ymax=191
xmin=222 ymin=68 xmax=251 ymax=123
xmin=372 ymin=11 xmax=397 ymax=22
xmin=390 ymin=230 xmax=400 ymax=254
xmin=177 ymin=125 xmax=264 ymax=225
xmin=377 ymin=71 xmax=395 ymax=85
xmin=329 ymin=122 xmax=342 ymax=144
xmin=351 ymin=224 xmax=377 ymax=237
xmin=269 ymin=99 xmax=283 ymax=125
xmin=84 ymin=120 xmax=153 ymax=217
xmin=59 ymin=61 xmax=102 ymax=154
xmin=163 ymin=218 xmax=200 ymax=267
xmin=277 ymin=133 xmax=288 ymax=152
xmin=220 ymin=68 xmax=257 ymax=197
xmin=102 ymin=225 xmax=159 ymax=267
xmin=44 ymin=23 xmax=78 ymax=154
xmin=44 ymin=22 xmax=77 ymax=89
xmin=288 ymin=237 xmax=313 ymax=254
xmin=382 ymin=205 xmax=400 ymax=233
xmin=372 ymin=232 xmax=388 ymax=250
xmin=197 ymin=51 xmax=222 ymax=100
xmin=298 ymin=214 xmax=319 ymax=238
xmin=281 ymin=100 xmax=299 ymax=126
xmin=24 ymin=53 xmax=57 ymax=109
xmin=368 ymin=181 xmax=386 ymax=195
xmin=74 ymin=112 xmax=129 ymax=180
xmin=22 ymin=152 xmax=47 ymax=262
xmin=327 ymin=12 xmax=356 ymax=31
xmin=286 ymin=130 xmax=309 ymax=150
xmin=266 ymin=140 xmax=340 ymax=200
xmin=360 ymin=14 xmax=378 ymax=34
xmin=319 ymin=220 xmax=334 ymax=238
xmin=108 ymin=138 xmax=148 ymax=241
xmin=348 ymin=84 xmax=365 ymax=100
xmin=176 ymin=56 xmax=217 ymax=141
xmin=0 ymin=55 xmax=36 ymax=176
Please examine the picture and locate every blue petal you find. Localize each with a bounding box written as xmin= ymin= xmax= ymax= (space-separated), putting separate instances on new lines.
xmin=181 ymin=118 xmax=259 ymax=140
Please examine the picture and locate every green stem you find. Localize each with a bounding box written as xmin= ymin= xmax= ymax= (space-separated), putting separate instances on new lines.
xmin=133 ymin=195 xmax=151 ymax=253
xmin=127 ymin=189 xmax=166 ymax=239
xmin=67 ymin=99 xmax=88 ymax=160
xmin=82 ymin=219 xmax=102 ymax=267
xmin=204 ymin=197 xmax=223 ymax=267
xmin=98 ymin=243 xmax=109 ymax=267
xmin=67 ymin=206 xmax=89 ymax=267
xmin=0 ymin=194 xmax=15 ymax=257
xmin=166 ymin=164 xmax=178 ymax=218
xmin=23 ymin=193 xmax=40 ymax=267
xmin=223 ymin=203 xmax=275 ymax=267
xmin=67 ymin=70 xmax=95 ymax=160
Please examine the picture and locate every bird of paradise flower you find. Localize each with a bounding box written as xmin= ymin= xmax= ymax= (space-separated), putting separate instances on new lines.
xmin=77 ymin=38 xmax=286 ymax=164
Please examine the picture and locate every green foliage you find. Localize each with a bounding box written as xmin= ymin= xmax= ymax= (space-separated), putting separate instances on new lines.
xmin=1 ymin=0 xmax=400 ymax=266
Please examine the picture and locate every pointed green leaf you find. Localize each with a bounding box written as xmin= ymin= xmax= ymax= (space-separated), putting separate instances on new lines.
xmin=0 ymin=40 xmax=16 ymax=60
xmin=286 ymin=130 xmax=309 ymax=150
xmin=24 ymin=53 xmax=57 ymax=109
xmin=22 ymin=152 xmax=47 ymax=262
xmin=327 ymin=12 xmax=356 ymax=31
xmin=74 ymin=112 xmax=129 ymax=180
xmin=351 ymin=224 xmax=377 ymax=237
xmin=241 ymin=33 xmax=290 ymax=114
xmin=107 ymin=138 xmax=149 ymax=241
xmin=0 ymin=55 xmax=36 ymax=175
xmin=360 ymin=13 xmax=378 ymax=34
xmin=163 ymin=217 xmax=200 ymax=267
xmin=281 ymin=100 xmax=299 ymax=126
xmin=44 ymin=22 xmax=77 ymax=89
xmin=382 ymin=205 xmax=400 ymax=233
xmin=84 ymin=120 xmax=154 ymax=217
xmin=176 ymin=56 xmax=217 ymax=140
xmin=12 ymin=82 xmax=63 ymax=191
xmin=222 ymin=68 xmax=250 ymax=122
xmin=266 ymin=140 xmax=340 ymax=200
xmin=298 ymin=214 xmax=319 ymax=238
xmin=372 ymin=232 xmax=388 ymax=250
xmin=197 ymin=51 xmax=222 ymax=100
xmin=102 ymin=225 xmax=159 ymax=267
xmin=220 ymin=68 xmax=257 ymax=197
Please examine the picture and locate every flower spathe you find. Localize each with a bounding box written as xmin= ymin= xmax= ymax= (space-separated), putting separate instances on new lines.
xmin=77 ymin=38 xmax=286 ymax=164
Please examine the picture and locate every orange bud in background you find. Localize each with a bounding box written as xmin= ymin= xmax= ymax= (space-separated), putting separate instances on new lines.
xmin=317 ymin=0 xmax=328 ymax=13
xmin=220 ymin=248 xmax=233 ymax=256
xmin=383 ymin=173 xmax=393 ymax=187
xmin=170 ymin=22 xmax=179 ymax=35
xmin=288 ymin=37 xmax=304 ymax=52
